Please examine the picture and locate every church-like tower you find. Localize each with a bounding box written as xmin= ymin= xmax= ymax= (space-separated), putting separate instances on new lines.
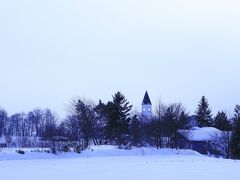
xmin=141 ymin=91 xmax=152 ymax=118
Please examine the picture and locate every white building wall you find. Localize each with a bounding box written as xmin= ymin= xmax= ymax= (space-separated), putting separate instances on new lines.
xmin=141 ymin=104 xmax=152 ymax=118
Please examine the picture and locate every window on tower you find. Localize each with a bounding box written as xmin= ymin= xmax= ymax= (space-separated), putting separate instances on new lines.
xmin=148 ymin=108 xmax=151 ymax=112
xmin=143 ymin=108 xmax=146 ymax=112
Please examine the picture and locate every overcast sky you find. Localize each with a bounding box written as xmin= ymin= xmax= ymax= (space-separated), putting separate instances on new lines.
xmin=0 ymin=0 xmax=240 ymax=118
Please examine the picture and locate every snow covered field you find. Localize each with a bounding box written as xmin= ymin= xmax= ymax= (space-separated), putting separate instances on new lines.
xmin=0 ymin=146 xmax=240 ymax=180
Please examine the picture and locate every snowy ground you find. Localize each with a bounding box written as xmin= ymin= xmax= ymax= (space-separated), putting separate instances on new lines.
xmin=0 ymin=146 xmax=240 ymax=180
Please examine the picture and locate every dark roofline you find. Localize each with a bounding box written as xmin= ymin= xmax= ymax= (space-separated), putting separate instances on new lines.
xmin=142 ymin=91 xmax=152 ymax=105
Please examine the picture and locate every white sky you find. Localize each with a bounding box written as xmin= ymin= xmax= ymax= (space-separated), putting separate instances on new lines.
xmin=0 ymin=0 xmax=240 ymax=118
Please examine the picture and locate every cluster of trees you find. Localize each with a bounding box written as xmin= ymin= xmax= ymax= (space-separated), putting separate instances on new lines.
xmin=56 ymin=92 xmax=190 ymax=151
xmin=230 ymin=105 xmax=240 ymax=159
xmin=0 ymin=107 xmax=70 ymax=150
xmin=1 ymin=92 xmax=240 ymax=159
xmin=194 ymin=96 xmax=240 ymax=159
xmin=195 ymin=96 xmax=232 ymax=131
xmin=0 ymin=92 xmax=190 ymax=150
xmin=0 ymin=108 xmax=58 ymax=145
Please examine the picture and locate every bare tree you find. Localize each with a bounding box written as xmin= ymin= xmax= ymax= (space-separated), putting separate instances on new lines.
xmin=146 ymin=102 xmax=189 ymax=149
xmin=153 ymin=102 xmax=165 ymax=149
xmin=210 ymin=131 xmax=231 ymax=158
xmin=0 ymin=107 xmax=8 ymax=136
xmin=162 ymin=103 xmax=189 ymax=148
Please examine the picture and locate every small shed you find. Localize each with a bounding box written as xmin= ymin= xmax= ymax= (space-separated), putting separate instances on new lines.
xmin=178 ymin=127 xmax=222 ymax=154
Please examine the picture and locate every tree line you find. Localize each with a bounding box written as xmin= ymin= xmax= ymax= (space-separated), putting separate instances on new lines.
xmin=0 ymin=92 xmax=240 ymax=159
xmin=194 ymin=96 xmax=240 ymax=159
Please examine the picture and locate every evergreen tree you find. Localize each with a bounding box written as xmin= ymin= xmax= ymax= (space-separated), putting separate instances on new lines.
xmin=195 ymin=96 xmax=213 ymax=127
xmin=129 ymin=115 xmax=142 ymax=146
xmin=178 ymin=111 xmax=190 ymax=129
xmin=231 ymin=105 xmax=240 ymax=159
xmin=95 ymin=91 xmax=132 ymax=145
xmin=214 ymin=111 xmax=231 ymax=131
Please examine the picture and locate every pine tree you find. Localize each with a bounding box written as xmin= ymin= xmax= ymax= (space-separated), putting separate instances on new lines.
xmin=231 ymin=105 xmax=240 ymax=159
xmin=110 ymin=91 xmax=132 ymax=145
xmin=214 ymin=111 xmax=231 ymax=131
xmin=178 ymin=111 xmax=190 ymax=129
xmin=95 ymin=91 xmax=132 ymax=145
xmin=195 ymin=96 xmax=213 ymax=127
xmin=129 ymin=115 xmax=142 ymax=146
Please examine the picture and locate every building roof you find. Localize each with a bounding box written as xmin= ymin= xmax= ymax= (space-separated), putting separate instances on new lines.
xmin=142 ymin=91 xmax=152 ymax=105
xmin=178 ymin=127 xmax=223 ymax=142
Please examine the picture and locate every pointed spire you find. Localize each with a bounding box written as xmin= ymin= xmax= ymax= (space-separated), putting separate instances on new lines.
xmin=142 ymin=91 xmax=152 ymax=105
